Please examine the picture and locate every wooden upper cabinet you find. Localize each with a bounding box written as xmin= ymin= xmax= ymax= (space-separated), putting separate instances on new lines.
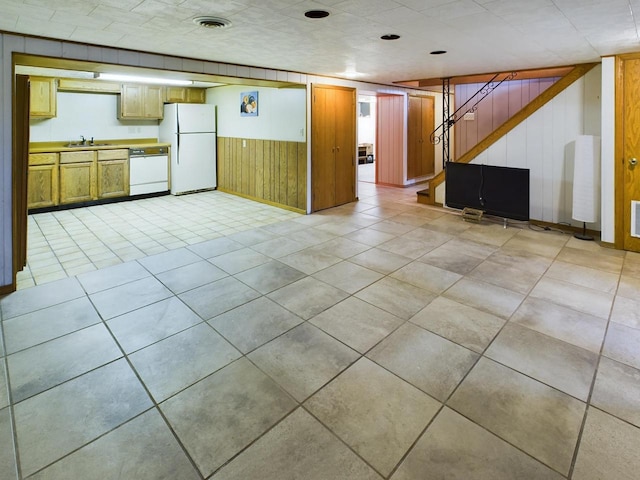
xmin=29 ymin=77 xmax=57 ymax=118
xmin=164 ymin=87 xmax=206 ymax=104
xmin=119 ymin=84 xmax=164 ymax=119
xmin=58 ymin=78 xmax=121 ymax=94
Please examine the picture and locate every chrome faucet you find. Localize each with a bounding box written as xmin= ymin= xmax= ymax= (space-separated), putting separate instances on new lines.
xmin=80 ymin=135 xmax=86 ymax=145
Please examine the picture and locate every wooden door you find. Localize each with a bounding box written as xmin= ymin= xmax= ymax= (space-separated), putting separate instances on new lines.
xmin=407 ymin=95 xmax=422 ymax=179
xmin=621 ymin=56 xmax=640 ymax=251
xmin=420 ymin=96 xmax=435 ymax=176
xmin=312 ymin=85 xmax=336 ymax=211
xmin=13 ymin=75 xmax=30 ymax=285
xmin=312 ymin=85 xmax=356 ymax=212
xmin=376 ymin=94 xmax=405 ymax=186
xmin=407 ymin=95 xmax=435 ymax=179
xmin=334 ymin=87 xmax=356 ymax=206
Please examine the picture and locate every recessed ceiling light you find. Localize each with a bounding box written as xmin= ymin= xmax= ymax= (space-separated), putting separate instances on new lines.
xmin=193 ymin=16 xmax=232 ymax=29
xmin=381 ymin=34 xmax=400 ymax=40
xmin=305 ymin=10 xmax=330 ymax=19
xmin=430 ymin=50 xmax=447 ymax=55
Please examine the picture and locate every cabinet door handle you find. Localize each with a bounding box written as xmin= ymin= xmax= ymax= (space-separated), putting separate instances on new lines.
xmin=336 ymin=146 xmax=340 ymax=152
xmin=630 ymin=157 xmax=638 ymax=166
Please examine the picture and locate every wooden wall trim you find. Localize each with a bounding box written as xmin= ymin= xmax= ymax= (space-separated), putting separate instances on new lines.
xmin=0 ymin=284 xmax=16 ymax=296
xmin=217 ymin=137 xmax=307 ymax=212
xmin=424 ymin=62 xmax=599 ymax=205
xmin=217 ymin=188 xmax=305 ymax=214
xmin=614 ymin=55 xmax=625 ymax=249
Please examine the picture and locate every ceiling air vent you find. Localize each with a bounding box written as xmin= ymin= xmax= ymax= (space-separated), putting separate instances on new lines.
xmin=193 ymin=16 xmax=232 ymax=29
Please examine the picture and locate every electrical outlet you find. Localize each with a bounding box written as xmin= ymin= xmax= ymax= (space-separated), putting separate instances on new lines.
xmin=242 ymin=139 xmax=247 ymax=147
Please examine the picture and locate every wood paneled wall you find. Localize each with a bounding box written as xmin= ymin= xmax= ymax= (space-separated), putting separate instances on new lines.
xmin=217 ymin=137 xmax=307 ymax=211
xmin=455 ymin=78 xmax=559 ymax=158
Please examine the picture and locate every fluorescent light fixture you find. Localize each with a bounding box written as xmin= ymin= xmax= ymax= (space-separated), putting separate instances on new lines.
xmin=336 ymin=70 xmax=366 ymax=79
xmin=96 ymin=73 xmax=193 ymax=86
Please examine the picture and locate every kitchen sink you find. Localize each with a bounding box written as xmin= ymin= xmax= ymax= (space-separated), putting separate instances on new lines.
xmin=66 ymin=143 xmax=111 ymax=147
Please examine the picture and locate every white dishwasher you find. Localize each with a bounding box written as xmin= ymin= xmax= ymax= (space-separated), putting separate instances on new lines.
xmin=129 ymin=147 xmax=169 ymax=195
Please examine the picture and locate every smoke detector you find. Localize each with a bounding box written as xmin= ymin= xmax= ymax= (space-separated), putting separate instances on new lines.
xmin=193 ymin=16 xmax=232 ymax=29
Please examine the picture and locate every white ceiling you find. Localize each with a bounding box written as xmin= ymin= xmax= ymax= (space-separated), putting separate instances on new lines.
xmin=2 ymin=0 xmax=639 ymax=85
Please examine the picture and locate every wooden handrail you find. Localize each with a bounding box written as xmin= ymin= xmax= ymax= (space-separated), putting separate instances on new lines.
xmin=423 ymin=62 xmax=599 ymax=205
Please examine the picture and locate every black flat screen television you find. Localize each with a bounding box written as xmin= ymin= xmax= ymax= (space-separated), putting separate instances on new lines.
xmin=445 ymin=161 xmax=530 ymax=221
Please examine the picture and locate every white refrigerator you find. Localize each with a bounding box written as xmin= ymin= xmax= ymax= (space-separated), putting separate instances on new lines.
xmin=159 ymin=103 xmax=217 ymax=195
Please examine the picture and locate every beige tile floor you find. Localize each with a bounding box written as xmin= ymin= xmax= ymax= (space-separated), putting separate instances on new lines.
xmin=18 ymin=191 xmax=300 ymax=289
xmin=1 ymin=182 xmax=639 ymax=479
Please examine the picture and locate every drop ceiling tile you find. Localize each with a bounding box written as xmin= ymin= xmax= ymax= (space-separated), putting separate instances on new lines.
xmin=482 ymin=0 xmax=555 ymax=15
xmin=69 ymin=28 xmax=125 ymax=46
xmin=181 ymin=0 xmax=248 ymax=16
xmin=15 ymin=17 xmax=76 ymax=38
xmin=422 ymin=0 xmax=488 ymax=19
xmin=51 ymin=11 xmax=112 ymax=29
xmin=131 ymin=0 xmax=197 ymax=21
xmin=25 ymin=0 xmax=90 ymax=15
xmin=333 ymin=0 xmax=403 ymax=15
xmin=99 ymin=0 xmax=145 ymax=9
xmin=364 ymin=5 xmax=427 ymax=27
xmin=395 ymin=0 xmax=460 ymax=10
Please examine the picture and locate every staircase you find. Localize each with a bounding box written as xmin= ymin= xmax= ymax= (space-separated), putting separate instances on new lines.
xmin=419 ymin=62 xmax=599 ymax=206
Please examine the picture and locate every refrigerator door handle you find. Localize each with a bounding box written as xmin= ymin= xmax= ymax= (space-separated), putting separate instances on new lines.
xmin=176 ymin=134 xmax=180 ymax=165
xmin=176 ymin=110 xmax=180 ymax=165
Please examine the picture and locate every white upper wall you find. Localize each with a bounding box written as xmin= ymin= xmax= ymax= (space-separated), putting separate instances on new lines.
xmin=30 ymin=92 xmax=158 ymax=143
xmin=358 ymin=96 xmax=376 ymax=146
xmin=206 ymin=85 xmax=306 ymax=142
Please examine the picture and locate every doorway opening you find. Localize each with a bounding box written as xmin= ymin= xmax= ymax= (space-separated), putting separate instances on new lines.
xmin=357 ymin=93 xmax=376 ymax=184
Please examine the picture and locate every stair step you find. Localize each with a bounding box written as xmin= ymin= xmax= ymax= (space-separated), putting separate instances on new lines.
xmin=416 ymin=188 xmax=430 ymax=205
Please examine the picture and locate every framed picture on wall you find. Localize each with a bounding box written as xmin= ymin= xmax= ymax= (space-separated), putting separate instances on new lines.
xmin=241 ymin=91 xmax=258 ymax=116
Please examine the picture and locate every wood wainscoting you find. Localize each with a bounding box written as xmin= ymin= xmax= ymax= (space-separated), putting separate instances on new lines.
xmin=217 ymin=137 xmax=307 ymax=212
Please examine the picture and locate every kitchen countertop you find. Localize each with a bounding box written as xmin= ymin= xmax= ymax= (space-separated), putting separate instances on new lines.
xmin=29 ymin=138 xmax=171 ymax=154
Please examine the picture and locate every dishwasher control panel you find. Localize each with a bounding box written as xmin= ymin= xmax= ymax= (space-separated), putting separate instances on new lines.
xmin=129 ymin=146 xmax=168 ymax=157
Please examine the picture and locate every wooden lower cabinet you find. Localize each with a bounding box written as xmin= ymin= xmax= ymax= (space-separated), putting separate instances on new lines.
xmin=30 ymin=148 xmax=130 ymax=208
xmin=59 ymin=162 xmax=97 ymax=204
xmin=97 ymin=159 xmax=129 ymax=198
xmin=28 ymin=153 xmax=59 ymax=209
xmin=28 ymin=164 xmax=58 ymax=208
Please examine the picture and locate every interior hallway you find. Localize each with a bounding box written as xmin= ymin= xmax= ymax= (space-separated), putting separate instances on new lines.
xmin=1 ymin=182 xmax=639 ymax=479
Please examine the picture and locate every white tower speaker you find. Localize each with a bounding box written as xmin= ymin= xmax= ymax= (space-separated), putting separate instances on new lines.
xmin=572 ymin=135 xmax=601 ymax=240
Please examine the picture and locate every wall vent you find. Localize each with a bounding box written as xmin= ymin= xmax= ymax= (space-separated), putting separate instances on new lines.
xmin=632 ymin=200 xmax=640 ymax=238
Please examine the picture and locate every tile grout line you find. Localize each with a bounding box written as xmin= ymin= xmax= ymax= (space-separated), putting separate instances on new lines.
xmin=566 ymin=250 xmax=625 ymax=479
